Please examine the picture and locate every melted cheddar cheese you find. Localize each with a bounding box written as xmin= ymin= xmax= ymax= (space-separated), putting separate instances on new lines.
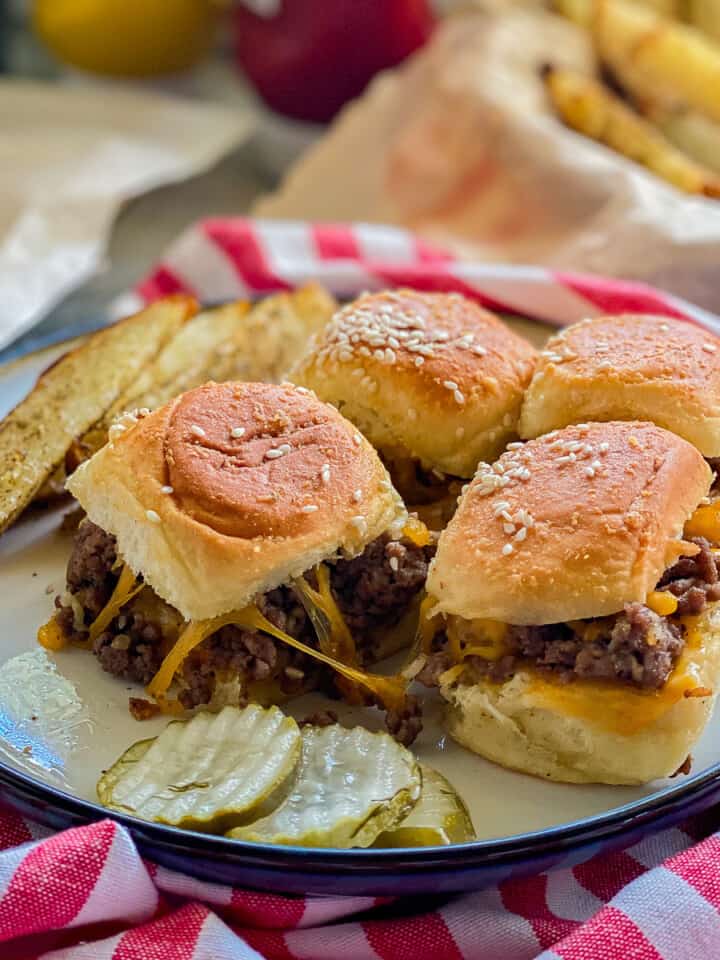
xmin=527 ymin=644 xmax=704 ymax=736
xmin=146 ymin=599 xmax=409 ymax=715
xmin=446 ymin=616 xmax=508 ymax=663
xmin=685 ymin=502 xmax=720 ymax=542
xmin=38 ymin=563 xmax=143 ymax=653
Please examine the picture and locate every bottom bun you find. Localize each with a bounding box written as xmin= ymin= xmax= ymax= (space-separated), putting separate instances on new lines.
xmin=440 ymin=605 xmax=720 ymax=785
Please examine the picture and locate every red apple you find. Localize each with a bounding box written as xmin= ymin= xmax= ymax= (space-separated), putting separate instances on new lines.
xmin=234 ymin=0 xmax=436 ymax=123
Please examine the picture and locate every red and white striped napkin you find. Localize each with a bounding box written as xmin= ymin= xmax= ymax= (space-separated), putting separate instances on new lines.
xmin=3 ymin=218 xmax=720 ymax=959
xmin=1 ymin=803 xmax=719 ymax=959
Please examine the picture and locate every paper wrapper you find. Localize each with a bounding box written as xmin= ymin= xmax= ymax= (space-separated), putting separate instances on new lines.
xmin=256 ymin=6 xmax=720 ymax=312
xmin=0 ymin=81 xmax=253 ymax=351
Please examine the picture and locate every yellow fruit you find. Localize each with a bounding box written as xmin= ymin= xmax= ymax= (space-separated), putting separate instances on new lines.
xmin=33 ymin=0 xmax=219 ymax=76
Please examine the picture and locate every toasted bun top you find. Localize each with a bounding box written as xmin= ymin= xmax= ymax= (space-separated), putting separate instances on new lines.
xmin=427 ymin=421 xmax=712 ymax=624
xmin=67 ymin=381 xmax=402 ymax=621
xmin=520 ymin=314 xmax=720 ymax=455
xmin=291 ymin=290 xmax=537 ymax=477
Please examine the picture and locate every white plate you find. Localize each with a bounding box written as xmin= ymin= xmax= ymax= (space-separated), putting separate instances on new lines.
xmin=1 ymin=335 xmax=715 ymax=851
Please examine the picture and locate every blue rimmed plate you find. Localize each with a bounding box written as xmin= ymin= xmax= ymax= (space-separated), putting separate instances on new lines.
xmin=0 ymin=332 xmax=719 ymax=897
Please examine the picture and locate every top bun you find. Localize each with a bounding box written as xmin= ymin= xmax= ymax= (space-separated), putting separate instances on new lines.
xmin=427 ymin=421 xmax=711 ymax=624
xmin=290 ymin=290 xmax=537 ymax=477
xmin=520 ymin=314 xmax=720 ymax=456
xmin=67 ymin=381 xmax=402 ymax=621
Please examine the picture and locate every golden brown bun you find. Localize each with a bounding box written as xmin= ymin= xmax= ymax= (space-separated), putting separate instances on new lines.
xmin=290 ymin=290 xmax=537 ymax=477
xmin=441 ymin=602 xmax=720 ymax=784
xmin=520 ymin=314 xmax=720 ymax=456
xmin=66 ymin=382 xmax=402 ymax=621
xmin=427 ymin=421 xmax=712 ymax=624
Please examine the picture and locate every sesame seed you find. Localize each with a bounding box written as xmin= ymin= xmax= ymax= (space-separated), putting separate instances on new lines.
xmin=277 ymin=443 xmax=292 ymax=455
xmin=591 ymin=459 xmax=602 ymax=470
xmin=503 ymin=523 xmax=515 ymax=535
xmin=190 ymin=424 xmax=205 ymax=438
xmin=353 ymin=434 xmax=362 ymax=446
xmin=353 ymin=489 xmax=363 ymax=502
xmin=502 ymin=543 xmax=514 ymax=556
xmin=703 ymin=342 xmax=717 ymax=353
xmin=302 ymin=504 xmax=319 ymax=513
xmin=321 ymin=464 xmax=331 ymax=485
xmin=389 ymin=556 xmax=399 ymax=572
xmin=231 ymin=427 xmax=246 ymax=438
xmin=443 ymin=380 xmax=458 ymax=390
xmin=659 ymin=323 xmax=669 ymax=331
xmin=584 ymin=466 xmax=596 ymax=478
xmin=515 ymin=527 xmax=527 ymax=542
xmin=598 ymin=443 xmax=609 ymax=454
xmin=161 ymin=485 xmax=174 ymax=494
xmin=597 ymin=359 xmax=612 ymax=370
xmin=454 ymin=390 xmax=465 ymax=405
xmin=295 ymin=386 xmax=311 ymax=394
xmin=265 ymin=448 xmax=284 ymax=459
xmin=507 ymin=441 xmax=523 ymax=450
xmin=414 ymin=356 xmax=425 ymax=367
xmin=145 ymin=510 xmax=161 ymax=524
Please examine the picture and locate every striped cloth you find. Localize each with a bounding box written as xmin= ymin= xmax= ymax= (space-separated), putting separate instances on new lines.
xmin=0 ymin=804 xmax=719 ymax=959
xmin=3 ymin=218 xmax=720 ymax=958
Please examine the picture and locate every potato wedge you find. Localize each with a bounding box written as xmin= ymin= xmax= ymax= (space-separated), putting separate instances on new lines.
xmin=77 ymin=284 xmax=336 ymax=463
xmin=544 ymin=65 xmax=720 ymax=196
xmin=78 ymin=300 xmax=251 ymax=459
xmin=593 ymin=0 xmax=720 ymax=123
xmin=0 ymin=296 xmax=196 ymax=533
xmin=229 ymin=724 xmax=421 ymax=848
xmin=207 ymin=283 xmax=337 ymax=386
xmin=98 ymin=705 xmax=301 ymax=832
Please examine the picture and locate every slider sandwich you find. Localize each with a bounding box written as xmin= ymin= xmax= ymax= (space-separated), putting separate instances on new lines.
xmin=520 ymin=314 xmax=720 ymax=458
xmin=291 ymin=290 xmax=537 ymax=527
xmin=40 ymin=381 xmax=434 ymax=743
xmin=422 ymin=420 xmax=720 ymax=784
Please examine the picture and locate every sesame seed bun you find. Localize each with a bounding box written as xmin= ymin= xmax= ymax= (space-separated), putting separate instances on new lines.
xmin=441 ymin=602 xmax=720 ymax=784
xmin=66 ymin=382 xmax=402 ymax=621
xmin=290 ymin=290 xmax=538 ymax=478
xmin=427 ymin=421 xmax=712 ymax=625
xmin=520 ymin=315 xmax=720 ymax=456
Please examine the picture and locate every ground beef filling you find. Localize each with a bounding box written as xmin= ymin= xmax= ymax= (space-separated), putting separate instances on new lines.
xmin=422 ymin=536 xmax=720 ymax=691
xmin=57 ymin=521 xmax=432 ymax=741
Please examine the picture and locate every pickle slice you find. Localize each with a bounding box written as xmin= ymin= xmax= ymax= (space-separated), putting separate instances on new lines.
xmin=97 ymin=705 xmax=300 ymax=831
xmin=374 ymin=765 xmax=475 ymax=847
xmin=229 ymin=724 xmax=421 ymax=848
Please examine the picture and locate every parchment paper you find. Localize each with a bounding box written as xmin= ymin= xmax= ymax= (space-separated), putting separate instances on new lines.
xmin=0 ymin=80 xmax=254 ymax=350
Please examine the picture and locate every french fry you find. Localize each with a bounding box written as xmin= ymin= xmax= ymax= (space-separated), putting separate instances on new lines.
xmin=647 ymin=105 xmax=720 ymax=174
xmin=552 ymin=0 xmax=594 ymax=26
xmin=543 ymin=64 xmax=720 ymax=197
xmin=0 ymin=296 xmax=196 ymax=533
xmin=593 ymin=0 xmax=720 ymax=123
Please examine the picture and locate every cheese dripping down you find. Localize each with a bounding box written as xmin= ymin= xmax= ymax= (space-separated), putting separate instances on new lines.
xmin=145 ymin=598 xmax=409 ymax=715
